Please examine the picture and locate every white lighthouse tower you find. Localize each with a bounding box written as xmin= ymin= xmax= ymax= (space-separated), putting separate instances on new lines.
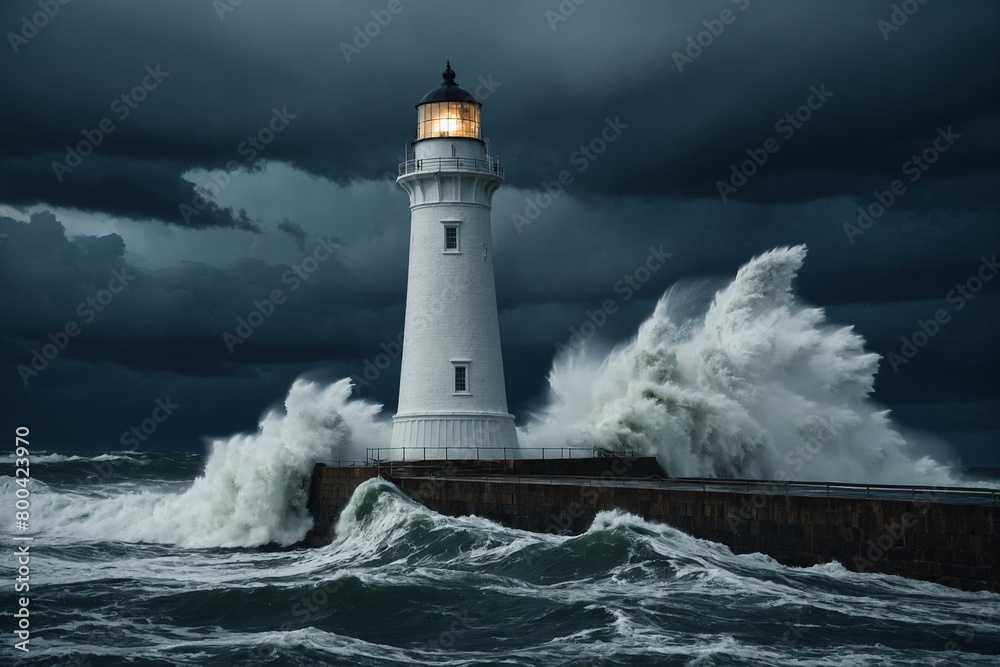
xmin=391 ymin=63 xmax=519 ymax=455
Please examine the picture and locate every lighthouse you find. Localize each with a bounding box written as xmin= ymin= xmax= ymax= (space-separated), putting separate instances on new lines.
xmin=391 ymin=63 xmax=519 ymax=454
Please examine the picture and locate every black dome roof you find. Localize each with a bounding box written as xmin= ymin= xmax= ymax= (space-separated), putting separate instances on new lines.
xmin=417 ymin=62 xmax=480 ymax=105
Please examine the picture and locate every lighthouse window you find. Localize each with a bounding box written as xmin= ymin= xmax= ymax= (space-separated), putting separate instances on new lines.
xmin=444 ymin=225 xmax=459 ymax=251
xmin=454 ymin=365 xmax=468 ymax=393
xmin=417 ymin=102 xmax=481 ymax=140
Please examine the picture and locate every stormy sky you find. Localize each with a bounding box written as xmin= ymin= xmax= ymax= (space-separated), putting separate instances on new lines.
xmin=1 ymin=1 xmax=997 ymax=467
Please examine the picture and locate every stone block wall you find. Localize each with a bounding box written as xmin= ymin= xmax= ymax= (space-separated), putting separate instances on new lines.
xmin=391 ymin=477 xmax=998 ymax=592
xmin=303 ymin=461 xmax=999 ymax=591
xmin=301 ymin=464 xmax=377 ymax=546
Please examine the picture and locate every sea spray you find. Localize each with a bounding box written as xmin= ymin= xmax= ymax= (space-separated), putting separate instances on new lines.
xmin=521 ymin=245 xmax=958 ymax=485
xmin=33 ymin=379 xmax=388 ymax=547
xmin=23 ymin=247 xmax=967 ymax=552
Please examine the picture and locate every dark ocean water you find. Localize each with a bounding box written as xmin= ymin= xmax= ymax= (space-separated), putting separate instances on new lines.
xmin=2 ymin=452 xmax=999 ymax=666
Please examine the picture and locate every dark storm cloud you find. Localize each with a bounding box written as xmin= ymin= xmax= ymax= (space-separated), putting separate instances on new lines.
xmin=0 ymin=154 xmax=260 ymax=231
xmin=1 ymin=1 xmax=997 ymax=464
xmin=277 ymin=218 xmax=308 ymax=251
xmin=1 ymin=1 xmax=997 ymax=228
xmin=0 ymin=212 xmax=383 ymax=375
xmin=0 ymin=210 xmax=404 ymax=448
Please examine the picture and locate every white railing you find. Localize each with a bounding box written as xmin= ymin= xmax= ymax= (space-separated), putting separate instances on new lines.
xmin=398 ymin=156 xmax=503 ymax=178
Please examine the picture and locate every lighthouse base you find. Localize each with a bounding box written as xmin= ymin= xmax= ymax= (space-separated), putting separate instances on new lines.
xmin=390 ymin=412 xmax=518 ymax=458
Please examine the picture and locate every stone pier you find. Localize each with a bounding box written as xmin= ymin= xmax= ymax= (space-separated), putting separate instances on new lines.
xmin=303 ymin=458 xmax=999 ymax=592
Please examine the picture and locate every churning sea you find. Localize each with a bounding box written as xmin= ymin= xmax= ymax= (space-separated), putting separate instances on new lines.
xmin=2 ymin=451 xmax=999 ymax=666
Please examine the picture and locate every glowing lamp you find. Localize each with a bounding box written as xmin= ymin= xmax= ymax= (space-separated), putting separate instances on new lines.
xmin=414 ymin=62 xmax=482 ymax=140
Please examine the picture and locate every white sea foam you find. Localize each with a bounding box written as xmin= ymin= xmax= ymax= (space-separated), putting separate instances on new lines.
xmin=7 ymin=453 xmax=83 ymax=464
xmin=520 ymin=245 xmax=959 ymax=485
xmin=3 ymin=452 xmax=141 ymax=464
xmin=31 ymin=379 xmax=388 ymax=547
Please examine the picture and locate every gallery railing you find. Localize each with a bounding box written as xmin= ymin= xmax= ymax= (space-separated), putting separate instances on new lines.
xmin=398 ymin=156 xmax=503 ymax=178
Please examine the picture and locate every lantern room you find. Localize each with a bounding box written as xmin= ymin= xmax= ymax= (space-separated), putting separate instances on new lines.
xmin=415 ymin=62 xmax=482 ymax=141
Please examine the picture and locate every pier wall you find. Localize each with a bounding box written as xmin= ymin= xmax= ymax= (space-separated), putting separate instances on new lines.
xmin=304 ymin=460 xmax=999 ymax=591
xmin=302 ymin=465 xmax=378 ymax=545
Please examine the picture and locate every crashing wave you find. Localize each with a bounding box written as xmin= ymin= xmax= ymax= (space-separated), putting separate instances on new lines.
xmin=521 ymin=245 xmax=957 ymax=485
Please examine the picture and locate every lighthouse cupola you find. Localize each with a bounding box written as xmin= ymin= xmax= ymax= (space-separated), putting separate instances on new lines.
xmin=415 ymin=62 xmax=482 ymax=141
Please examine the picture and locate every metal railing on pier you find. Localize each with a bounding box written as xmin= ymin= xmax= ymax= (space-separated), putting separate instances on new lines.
xmin=392 ymin=474 xmax=1000 ymax=505
xmin=664 ymin=477 xmax=1000 ymax=503
xmin=363 ymin=446 xmax=634 ymax=465
xmin=315 ymin=456 xmax=1000 ymax=505
xmin=317 ymin=460 xmax=367 ymax=468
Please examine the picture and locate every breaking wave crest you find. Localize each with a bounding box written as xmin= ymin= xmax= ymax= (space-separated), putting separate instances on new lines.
xmin=521 ymin=245 xmax=958 ymax=485
xmin=31 ymin=379 xmax=388 ymax=547
xmin=327 ymin=478 xmax=797 ymax=583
